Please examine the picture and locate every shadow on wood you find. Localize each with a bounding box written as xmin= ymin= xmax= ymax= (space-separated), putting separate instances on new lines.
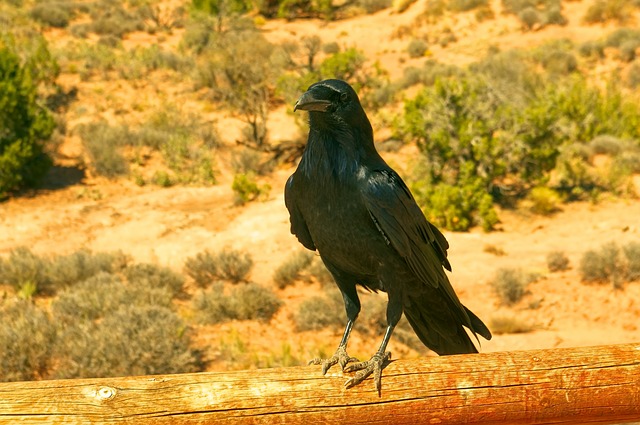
xmin=0 ymin=343 xmax=639 ymax=424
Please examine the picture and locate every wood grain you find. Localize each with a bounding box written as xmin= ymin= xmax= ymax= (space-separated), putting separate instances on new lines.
xmin=1 ymin=343 xmax=639 ymax=424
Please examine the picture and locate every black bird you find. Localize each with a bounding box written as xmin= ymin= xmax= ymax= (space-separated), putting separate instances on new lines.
xmin=285 ymin=79 xmax=492 ymax=391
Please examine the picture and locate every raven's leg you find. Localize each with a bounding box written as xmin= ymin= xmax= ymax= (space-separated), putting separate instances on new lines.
xmin=308 ymin=319 xmax=359 ymax=374
xmin=344 ymin=290 xmax=401 ymax=392
xmin=309 ymin=269 xmax=361 ymax=374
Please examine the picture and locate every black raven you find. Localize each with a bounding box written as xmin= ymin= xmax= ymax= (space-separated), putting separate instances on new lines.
xmin=285 ymin=79 xmax=492 ymax=391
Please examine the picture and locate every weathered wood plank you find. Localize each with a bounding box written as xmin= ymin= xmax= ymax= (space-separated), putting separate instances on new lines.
xmin=1 ymin=343 xmax=639 ymax=424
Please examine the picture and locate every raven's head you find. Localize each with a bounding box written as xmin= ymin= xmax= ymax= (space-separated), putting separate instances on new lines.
xmin=294 ymin=79 xmax=371 ymax=133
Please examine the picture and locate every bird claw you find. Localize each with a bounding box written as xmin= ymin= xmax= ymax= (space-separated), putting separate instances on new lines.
xmin=344 ymin=351 xmax=391 ymax=392
xmin=308 ymin=345 xmax=359 ymax=375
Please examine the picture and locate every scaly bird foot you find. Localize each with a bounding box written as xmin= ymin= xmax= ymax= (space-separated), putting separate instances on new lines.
xmin=308 ymin=345 xmax=359 ymax=375
xmin=344 ymin=351 xmax=391 ymax=392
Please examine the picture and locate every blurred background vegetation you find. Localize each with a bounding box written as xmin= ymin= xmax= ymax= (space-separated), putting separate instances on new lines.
xmin=1 ymin=0 xmax=640 ymax=382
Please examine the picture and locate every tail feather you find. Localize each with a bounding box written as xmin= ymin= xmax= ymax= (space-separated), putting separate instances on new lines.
xmin=403 ymin=293 xmax=491 ymax=356
xmin=404 ymin=305 xmax=478 ymax=356
xmin=464 ymin=306 xmax=492 ymax=341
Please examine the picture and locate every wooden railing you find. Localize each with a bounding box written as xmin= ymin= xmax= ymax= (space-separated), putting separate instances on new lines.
xmin=0 ymin=343 xmax=639 ymax=424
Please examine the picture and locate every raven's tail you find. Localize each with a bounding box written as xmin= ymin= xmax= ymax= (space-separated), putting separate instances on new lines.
xmin=403 ymin=291 xmax=492 ymax=356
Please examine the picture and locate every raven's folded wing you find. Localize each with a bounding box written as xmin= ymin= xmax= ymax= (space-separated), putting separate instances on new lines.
xmin=285 ymin=175 xmax=316 ymax=251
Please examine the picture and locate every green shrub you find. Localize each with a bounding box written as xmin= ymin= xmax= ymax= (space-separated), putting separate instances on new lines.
xmin=589 ymin=135 xmax=624 ymax=156
xmin=308 ymin=258 xmax=334 ymax=286
xmin=394 ymin=52 xmax=640 ymax=225
xmin=604 ymin=28 xmax=640 ymax=49
xmin=184 ymin=248 xmax=253 ymax=286
xmin=583 ymin=0 xmax=634 ymax=24
xmin=448 ymin=0 xmax=488 ymax=11
xmin=491 ymin=268 xmax=532 ymax=306
xmin=53 ymin=305 xmax=201 ymax=379
xmin=52 ymin=272 xmax=173 ymax=323
xmin=227 ymin=282 xmax=283 ymax=322
xmin=580 ymin=242 xmax=624 ymax=289
xmin=273 ymin=251 xmax=314 ymax=289
xmin=46 ymin=249 xmax=128 ymax=291
xmin=192 ymin=282 xmax=282 ymax=324
xmin=407 ymin=39 xmax=428 ymax=58
xmin=123 ymin=263 xmax=185 ymax=296
xmin=502 ymin=0 xmax=566 ymax=29
xmin=192 ymin=282 xmax=236 ymax=323
xmin=489 ymin=314 xmax=534 ymax=334
xmin=627 ymin=61 xmax=640 ymax=88
xmin=547 ymin=250 xmax=570 ymax=272
xmin=411 ymin=170 xmax=499 ymax=231
xmin=623 ymin=242 xmax=640 ymax=281
xmin=619 ymin=40 xmax=640 ymax=62
xmin=0 ymin=36 xmax=55 ymax=198
xmin=231 ymin=149 xmax=272 ymax=175
xmin=0 ymin=247 xmax=50 ymax=297
xmin=30 ymin=3 xmax=72 ymax=28
xmin=0 ymin=300 xmax=57 ymax=382
xmin=527 ymin=186 xmax=562 ymax=215
xmin=293 ymin=293 xmax=344 ymax=331
xmin=152 ymin=170 xmax=175 ymax=187
xmin=578 ymin=40 xmax=605 ymax=59
xmin=76 ymin=122 xmax=129 ymax=178
xmin=518 ymin=7 xmax=540 ymax=30
xmin=184 ymin=250 xmax=218 ymax=287
xmin=232 ymin=173 xmax=270 ymax=205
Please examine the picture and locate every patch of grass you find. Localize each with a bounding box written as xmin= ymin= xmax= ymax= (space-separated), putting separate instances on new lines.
xmin=192 ymin=282 xmax=282 ymax=324
xmin=53 ymin=305 xmax=201 ymax=379
xmin=273 ymin=251 xmax=315 ymax=289
xmin=547 ymin=250 xmax=570 ymax=272
xmin=0 ymin=300 xmax=57 ymax=382
xmin=490 ymin=267 xmax=534 ymax=306
xmin=489 ymin=314 xmax=535 ymax=335
xmin=184 ymin=248 xmax=253 ymax=286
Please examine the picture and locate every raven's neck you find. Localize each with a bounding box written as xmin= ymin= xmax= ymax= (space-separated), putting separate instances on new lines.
xmin=300 ymin=125 xmax=380 ymax=182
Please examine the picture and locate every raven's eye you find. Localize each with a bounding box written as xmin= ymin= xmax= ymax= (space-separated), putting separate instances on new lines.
xmin=340 ymin=92 xmax=348 ymax=102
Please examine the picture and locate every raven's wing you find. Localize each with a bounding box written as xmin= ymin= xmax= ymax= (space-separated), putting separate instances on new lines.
xmin=363 ymin=169 xmax=492 ymax=343
xmin=285 ymin=175 xmax=316 ymax=251
xmin=362 ymin=169 xmax=466 ymax=301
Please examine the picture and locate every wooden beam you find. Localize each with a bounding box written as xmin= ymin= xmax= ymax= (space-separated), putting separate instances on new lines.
xmin=1 ymin=343 xmax=639 ymax=424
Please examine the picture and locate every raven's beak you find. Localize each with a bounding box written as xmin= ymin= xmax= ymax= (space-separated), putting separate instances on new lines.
xmin=294 ymin=90 xmax=331 ymax=112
